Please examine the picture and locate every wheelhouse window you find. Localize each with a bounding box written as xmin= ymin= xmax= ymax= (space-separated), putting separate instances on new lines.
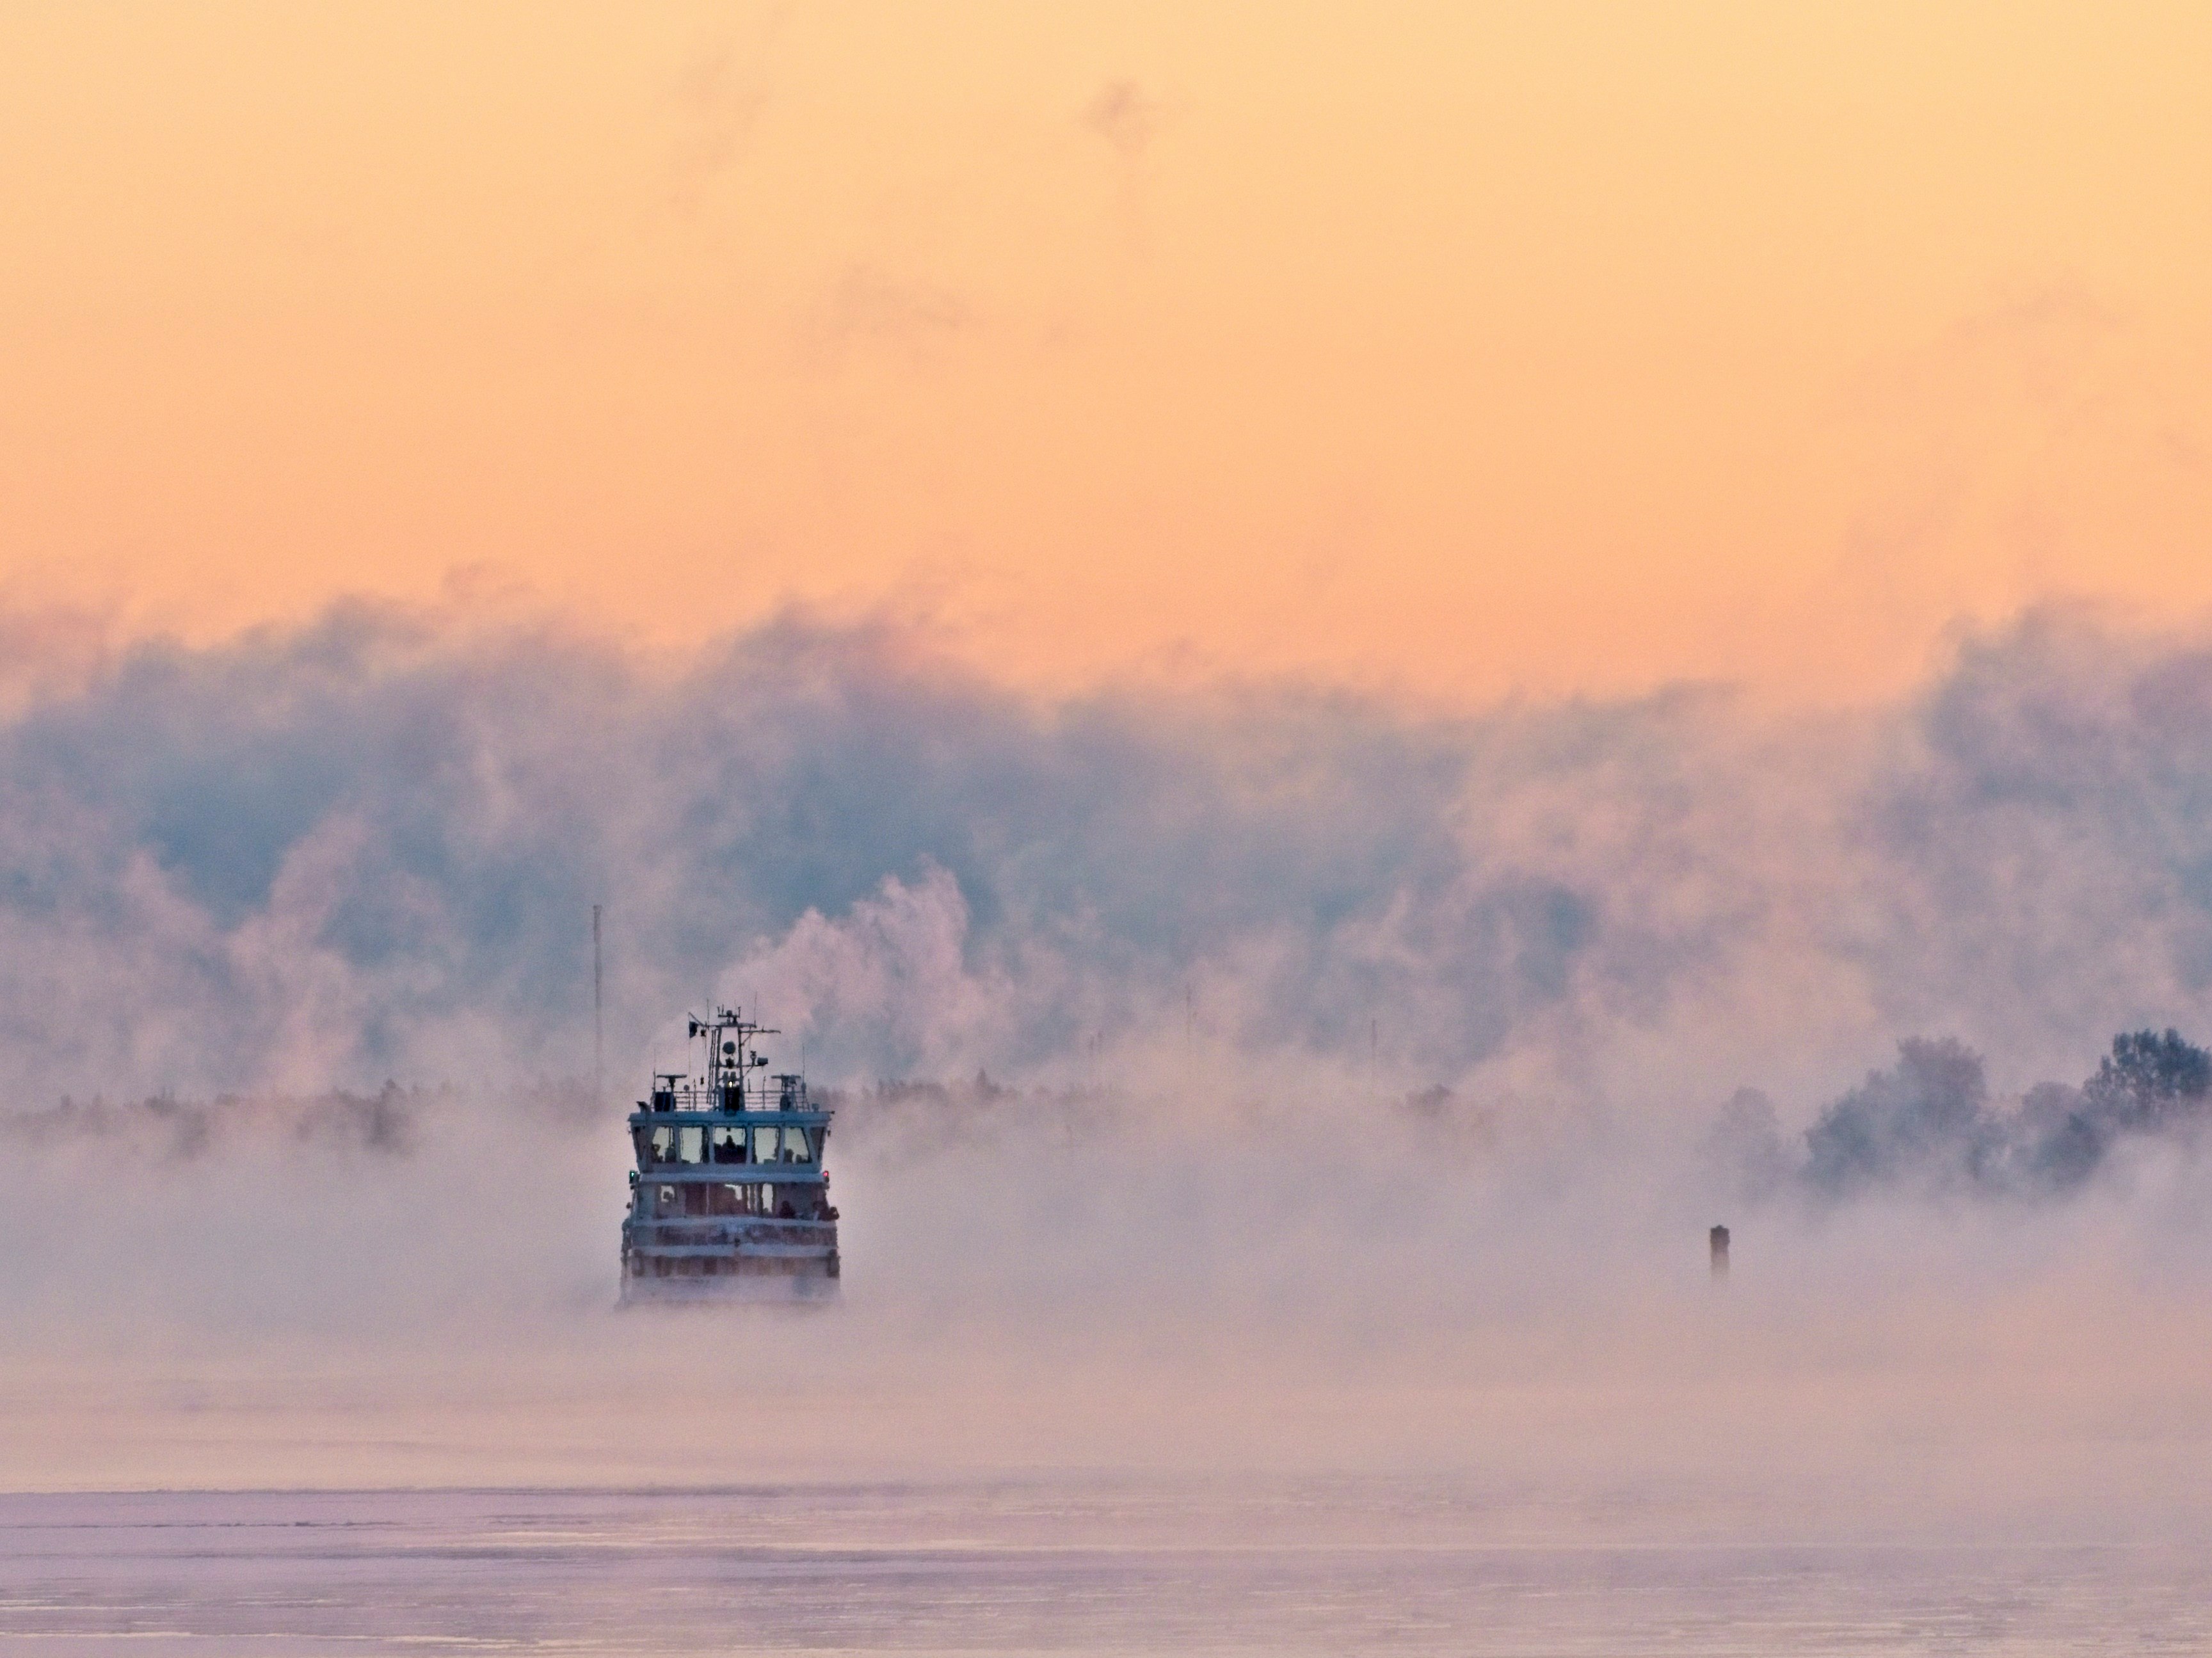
xmin=709 ymin=1124 xmax=749 ymax=1164
xmin=751 ymin=1125 xmax=815 ymax=1163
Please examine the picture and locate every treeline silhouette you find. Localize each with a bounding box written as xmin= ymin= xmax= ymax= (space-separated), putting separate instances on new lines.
xmin=1717 ymin=1030 xmax=2212 ymax=1201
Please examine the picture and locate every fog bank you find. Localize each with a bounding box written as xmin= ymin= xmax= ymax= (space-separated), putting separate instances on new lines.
xmin=8 ymin=602 xmax=2212 ymax=1534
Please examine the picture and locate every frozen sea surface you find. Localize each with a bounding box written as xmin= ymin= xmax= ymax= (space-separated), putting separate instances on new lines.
xmin=1 ymin=1484 xmax=2206 ymax=1655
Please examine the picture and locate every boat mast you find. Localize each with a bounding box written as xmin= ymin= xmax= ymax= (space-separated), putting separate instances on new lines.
xmin=686 ymin=1005 xmax=779 ymax=1109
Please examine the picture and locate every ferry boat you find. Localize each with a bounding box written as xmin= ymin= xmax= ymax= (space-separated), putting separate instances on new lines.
xmin=619 ymin=1007 xmax=840 ymax=1303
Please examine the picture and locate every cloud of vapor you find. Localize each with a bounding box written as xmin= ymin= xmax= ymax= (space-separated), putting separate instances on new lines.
xmin=12 ymin=600 xmax=2212 ymax=1115
xmin=8 ymin=600 xmax=2212 ymax=1527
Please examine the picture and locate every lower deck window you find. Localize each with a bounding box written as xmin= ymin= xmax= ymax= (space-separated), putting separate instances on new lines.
xmin=650 ymin=1182 xmax=824 ymax=1219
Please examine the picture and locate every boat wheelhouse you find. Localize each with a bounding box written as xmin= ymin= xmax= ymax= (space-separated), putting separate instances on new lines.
xmin=619 ymin=1007 xmax=840 ymax=1303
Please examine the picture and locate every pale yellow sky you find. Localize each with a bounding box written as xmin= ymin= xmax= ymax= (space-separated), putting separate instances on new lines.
xmin=4 ymin=1 xmax=2209 ymax=702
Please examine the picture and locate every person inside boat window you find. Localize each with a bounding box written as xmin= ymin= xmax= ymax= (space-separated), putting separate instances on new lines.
xmin=655 ymin=1183 xmax=680 ymax=1218
xmin=710 ymin=1124 xmax=747 ymax=1163
xmin=780 ymin=1126 xmax=812 ymax=1163
xmin=776 ymin=1194 xmax=796 ymax=1218
xmin=648 ymin=1125 xmax=675 ymax=1165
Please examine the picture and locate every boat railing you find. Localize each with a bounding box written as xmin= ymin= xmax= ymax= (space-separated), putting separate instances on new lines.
xmin=637 ymin=1085 xmax=818 ymax=1115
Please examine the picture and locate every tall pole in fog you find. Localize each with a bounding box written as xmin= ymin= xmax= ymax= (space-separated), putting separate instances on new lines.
xmin=592 ymin=904 xmax=604 ymax=1108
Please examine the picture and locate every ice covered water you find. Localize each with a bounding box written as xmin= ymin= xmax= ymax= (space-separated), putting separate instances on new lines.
xmin=3 ymin=1483 xmax=2209 ymax=1656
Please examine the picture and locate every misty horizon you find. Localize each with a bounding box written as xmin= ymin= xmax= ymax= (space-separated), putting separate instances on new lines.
xmin=13 ymin=7 xmax=2212 ymax=1646
xmin=7 ymin=600 xmax=2212 ymax=1540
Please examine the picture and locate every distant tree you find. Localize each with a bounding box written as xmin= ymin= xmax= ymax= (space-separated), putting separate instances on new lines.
xmin=2081 ymin=1028 xmax=2212 ymax=1133
xmin=1802 ymin=1037 xmax=1992 ymax=1197
xmin=1796 ymin=1029 xmax=2212 ymax=1203
xmin=2010 ymin=1080 xmax=2095 ymax=1192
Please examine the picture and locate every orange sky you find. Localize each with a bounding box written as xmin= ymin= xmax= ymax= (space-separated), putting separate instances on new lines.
xmin=4 ymin=1 xmax=2209 ymax=703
